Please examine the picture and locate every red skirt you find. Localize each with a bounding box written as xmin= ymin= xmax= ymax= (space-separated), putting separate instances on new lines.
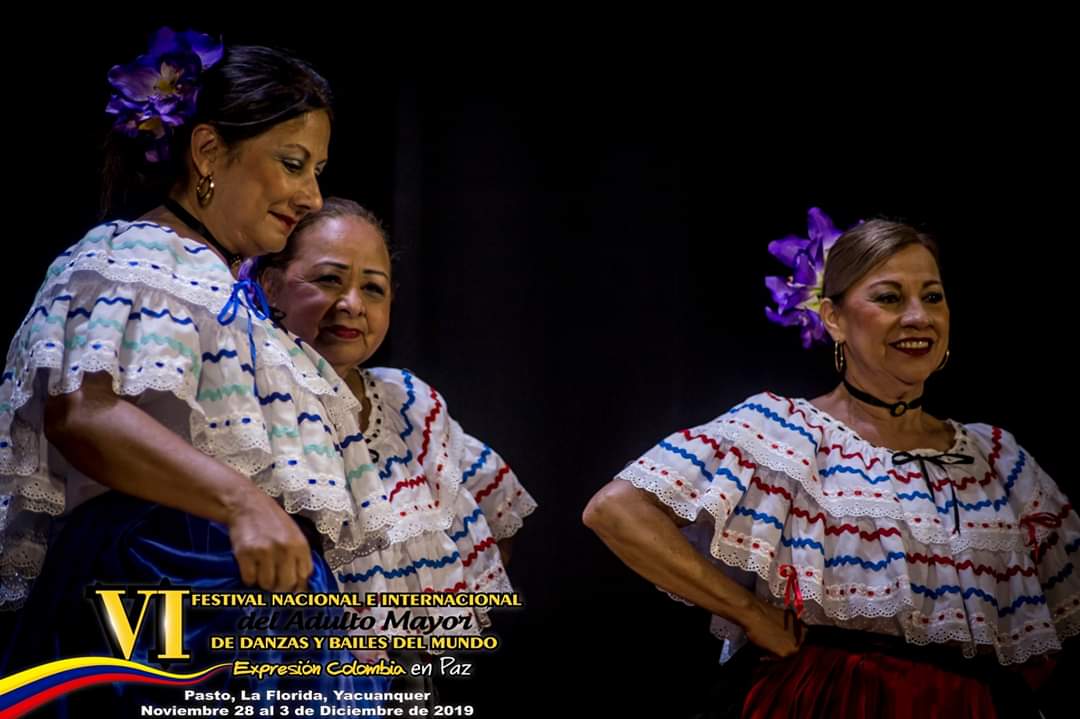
xmin=742 ymin=628 xmax=1033 ymax=718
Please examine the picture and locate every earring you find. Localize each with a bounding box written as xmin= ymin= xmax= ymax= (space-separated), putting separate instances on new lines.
xmin=936 ymin=348 xmax=950 ymax=372
xmin=196 ymin=174 xmax=215 ymax=206
xmin=834 ymin=341 xmax=846 ymax=375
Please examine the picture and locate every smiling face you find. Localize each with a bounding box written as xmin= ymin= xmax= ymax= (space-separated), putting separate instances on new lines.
xmin=196 ymin=110 xmax=330 ymax=258
xmin=264 ymin=214 xmax=392 ymax=376
xmin=823 ymin=243 xmax=949 ymax=392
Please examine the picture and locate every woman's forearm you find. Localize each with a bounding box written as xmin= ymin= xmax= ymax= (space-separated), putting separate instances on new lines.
xmin=44 ymin=371 xmax=315 ymax=592
xmin=44 ymin=373 xmax=255 ymax=521
xmin=583 ymin=479 xmax=758 ymax=624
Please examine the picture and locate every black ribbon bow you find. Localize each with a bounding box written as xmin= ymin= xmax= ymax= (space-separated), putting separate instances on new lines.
xmin=892 ymin=451 xmax=975 ymax=534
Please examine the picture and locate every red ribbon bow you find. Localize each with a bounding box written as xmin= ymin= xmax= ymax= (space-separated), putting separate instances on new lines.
xmin=1020 ymin=512 xmax=1062 ymax=563
xmin=779 ymin=564 xmax=804 ymax=618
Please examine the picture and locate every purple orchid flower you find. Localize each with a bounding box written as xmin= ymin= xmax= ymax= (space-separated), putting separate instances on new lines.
xmin=105 ymin=28 xmax=223 ymax=162
xmin=146 ymin=28 xmax=225 ymax=70
xmin=236 ymin=258 xmax=260 ymax=283
xmin=764 ymin=208 xmax=845 ymax=348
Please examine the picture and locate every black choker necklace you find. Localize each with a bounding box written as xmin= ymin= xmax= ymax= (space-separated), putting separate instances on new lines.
xmin=163 ymin=198 xmax=241 ymax=270
xmin=843 ymin=378 xmax=923 ymax=417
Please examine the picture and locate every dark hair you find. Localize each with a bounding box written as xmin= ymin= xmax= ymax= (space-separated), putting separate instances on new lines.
xmin=256 ymin=198 xmax=393 ymax=325
xmin=257 ymin=197 xmax=392 ymax=277
xmin=823 ymin=219 xmax=941 ymax=302
xmin=101 ymin=44 xmax=333 ymax=219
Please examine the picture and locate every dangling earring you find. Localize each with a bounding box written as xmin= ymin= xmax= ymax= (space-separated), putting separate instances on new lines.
xmin=196 ymin=173 xmax=215 ymax=206
xmin=936 ymin=348 xmax=950 ymax=372
xmin=834 ymin=341 xmax=846 ymax=375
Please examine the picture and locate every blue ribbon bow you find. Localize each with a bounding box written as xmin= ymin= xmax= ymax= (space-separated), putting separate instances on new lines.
xmin=216 ymin=278 xmax=272 ymax=399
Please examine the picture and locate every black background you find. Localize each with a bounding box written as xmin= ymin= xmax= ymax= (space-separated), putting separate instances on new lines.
xmin=6 ymin=15 xmax=1075 ymax=718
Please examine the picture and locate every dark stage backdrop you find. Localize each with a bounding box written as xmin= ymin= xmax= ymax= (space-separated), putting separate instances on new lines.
xmin=7 ymin=17 xmax=1075 ymax=718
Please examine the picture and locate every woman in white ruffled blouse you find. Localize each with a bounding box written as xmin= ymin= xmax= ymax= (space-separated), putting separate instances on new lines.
xmin=255 ymin=197 xmax=535 ymax=632
xmin=0 ymin=35 xmax=386 ymax=715
xmin=584 ymin=218 xmax=1077 ymax=718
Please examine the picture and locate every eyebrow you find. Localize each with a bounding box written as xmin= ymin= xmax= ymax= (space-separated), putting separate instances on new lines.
xmin=867 ymin=279 xmax=943 ymax=290
xmin=283 ymin=144 xmax=311 ymax=157
xmin=312 ymin=261 xmax=390 ymax=280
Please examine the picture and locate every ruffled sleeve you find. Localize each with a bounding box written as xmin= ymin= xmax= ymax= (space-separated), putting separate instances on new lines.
xmin=964 ymin=424 xmax=1080 ymax=656
xmin=614 ymin=392 xmax=1080 ymax=665
xmin=615 ymin=393 xmax=802 ymax=578
xmin=331 ymin=368 xmax=535 ymax=637
xmin=0 ymin=222 xmax=390 ymax=607
xmin=459 ymin=430 xmax=536 ymax=541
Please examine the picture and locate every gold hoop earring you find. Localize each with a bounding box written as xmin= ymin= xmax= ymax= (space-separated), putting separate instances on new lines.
xmin=936 ymin=348 xmax=950 ymax=372
xmin=834 ymin=341 xmax=846 ymax=375
xmin=196 ymin=174 xmax=215 ymax=206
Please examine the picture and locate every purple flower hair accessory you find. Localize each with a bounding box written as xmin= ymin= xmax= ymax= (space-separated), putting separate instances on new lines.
xmin=106 ymin=28 xmax=224 ymax=163
xmin=236 ymin=257 xmax=260 ymax=282
xmin=764 ymin=208 xmax=853 ymax=348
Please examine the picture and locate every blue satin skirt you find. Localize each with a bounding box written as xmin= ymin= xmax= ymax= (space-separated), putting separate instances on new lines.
xmin=2 ymin=491 xmax=387 ymax=717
